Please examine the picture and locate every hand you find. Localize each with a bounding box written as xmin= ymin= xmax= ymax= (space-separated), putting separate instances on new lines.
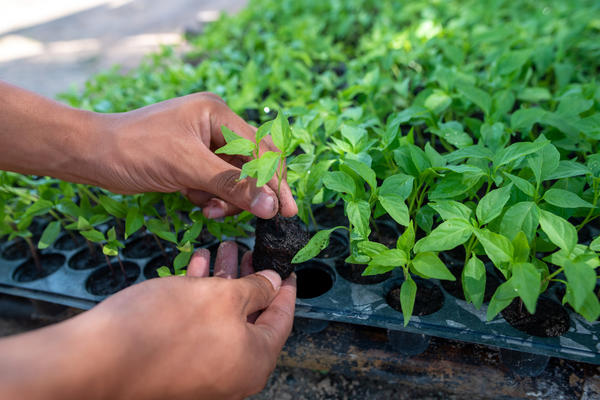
xmin=95 ymin=92 xmax=297 ymax=219
xmin=0 ymin=242 xmax=296 ymax=400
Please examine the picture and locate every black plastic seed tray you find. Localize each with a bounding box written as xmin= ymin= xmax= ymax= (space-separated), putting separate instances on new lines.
xmin=1 ymin=230 xmax=600 ymax=366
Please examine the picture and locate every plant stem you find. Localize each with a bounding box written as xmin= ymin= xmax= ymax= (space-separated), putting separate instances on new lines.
xmin=23 ymin=237 xmax=42 ymax=273
xmin=104 ymin=253 xmax=116 ymax=278
xmin=116 ymin=253 xmax=126 ymax=277
xmin=152 ymin=233 xmax=168 ymax=262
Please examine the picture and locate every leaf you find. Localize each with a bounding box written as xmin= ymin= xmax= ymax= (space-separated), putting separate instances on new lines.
xmin=102 ymin=244 xmax=118 ymax=256
xmin=378 ymin=195 xmax=410 ymax=226
xmin=221 ymin=125 xmax=242 ymax=143
xmin=401 ymin=277 xmax=417 ymax=327
xmin=512 ymin=231 xmax=530 ymax=263
xmin=271 ymin=111 xmax=291 ymax=152
xmin=340 ymin=124 xmax=367 ymax=150
xmin=546 ymin=160 xmax=590 ymax=180
xmin=462 ymin=255 xmax=486 ymax=309
xmin=23 ymin=199 xmax=53 ymax=218
xmin=527 ymin=143 xmax=560 ymax=185
xmin=493 ymin=140 xmax=549 ymax=169
xmin=80 ymin=229 xmax=105 ymax=243
xmin=457 ymin=83 xmax=491 ymax=115
xmin=396 ymin=221 xmax=415 ymax=252
xmin=38 ymin=221 xmax=61 ymax=250
xmin=487 ymin=280 xmax=518 ymax=321
xmin=497 ymin=49 xmax=531 ymax=75
xmin=344 ymin=159 xmax=377 ymax=189
xmin=504 ymin=173 xmax=536 ymax=197
xmin=412 ymin=252 xmax=455 ymax=281
xmin=538 ymin=209 xmax=577 ymax=253
xmin=97 ymin=195 xmax=127 ymax=219
xmin=174 ymin=251 xmax=193 ymax=271
xmin=125 ymin=208 xmax=144 ymax=239
xmin=215 ymin=138 xmax=255 ymax=156
xmin=518 ymin=87 xmax=551 ymax=103
xmin=512 ymin=262 xmax=541 ymax=314
xmin=474 ymin=229 xmax=514 ymax=269
xmin=146 ymin=219 xmax=177 ymax=244
xmin=181 ymin=222 xmax=203 ymax=244
xmin=323 ymin=171 xmax=357 ymax=198
xmin=591 ymin=236 xmax=600 ymax=252
xmin=367 ymin=249 xmax=408 ymax=269
xmin=256 ymin=151 xmax=281 ymax=187
xmin=563 ymin=260 xmax=596 ymax=310
xmin=156 ymin=266 xmax=172 ymax=278
xmin=510 ymin=108 xmax=546 ymax=133
xmin=430 ymin=121 xmax=473 ymax=148
xmin=378 ymin=174 xmax=414 ymax=199
xmin=239 ymin=158 xmax=260 ymax=180
xmin=292 ymin=227 xmax=342 ymax=263
xmin=414 ymin=219 xmax=473 ymax=253
xmin=430 ymin=200 xmax=472 ymax=221
xmin=543 ymin=189 xmax=595 ymax=209
xmin=476 ymin=184 xmax=512 ymax=225
xmin=255 ymin=121 xmax=273 ymax=144
xmin=357 ymin=240 xmax=389 ymax=257
xmin=424 ymin=90 xmax=452 ymax=114
xmin=346 ymin=200 xmax=371 ymax=239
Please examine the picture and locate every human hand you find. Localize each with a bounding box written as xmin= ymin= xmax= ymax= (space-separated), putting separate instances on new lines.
xmin=93 ymin=92 xmax=297 ymax=219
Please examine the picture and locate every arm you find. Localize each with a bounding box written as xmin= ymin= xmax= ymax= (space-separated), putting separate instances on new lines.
xmin=0 ymin=244 xmax=295 ymax=400
xmin=0 ymin=81 xmax=297 ymax=219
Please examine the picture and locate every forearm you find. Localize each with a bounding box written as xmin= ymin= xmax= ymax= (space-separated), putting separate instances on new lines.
xmin=0 ymin=311 xmax=122 ymax=400
xmin=0 ymin=81 xmax=112 ymax=186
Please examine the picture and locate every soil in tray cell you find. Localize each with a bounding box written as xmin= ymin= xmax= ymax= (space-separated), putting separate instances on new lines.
xmin=253 ymin=216 xmax=309 ymax=280
xmin=501 ymin=297 xmax=570 ymax=337
xmin=122 ymin=235 xmax=165 ymax=259
xmin=13 ymin=254 xmax=65 ymax=282
xmin=386 ymin=280 xmax=445 ymax=316
xmin=296 ymin=262 xmax=335 ymax=299
xmin=1 ymin=240 xmax=29 ymax=260
xmin=335 ymin=259 xmax=391 ymax=285
xmin=143 ymin=253 xmax=175 ymax=279
xmin=316 ymin=233 xmax=348 ymax=259
xmin=68 ymin=246 xmax=107 ymax=270
xmin=314 ymin=203 xmax=347 ymax=228
xmin=86 ymin=262 xmax=140 ymax=296
xmin=54 ymin=233 xmax=86 ymax=251
xmin=369 ymin=222 xmax=399 ymax=249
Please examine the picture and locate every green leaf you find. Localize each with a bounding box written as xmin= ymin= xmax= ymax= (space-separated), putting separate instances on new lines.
xmin=401 ymin=277 xmax=417 ymax=327
xmin=527 ymin=143 xmax=559 ymax=185
xmin=424 ymin=90 xmax=452 ymax=114
xmin=378 ymin=174 xmax=414 ymax=200
xmin=362 ymin=263 xmax=396 ymax=276
xmin=181 ymin=222 xmax=203 ymax=244
xmin=412 ymin=252 xmax=455 ymax=281
xmin=346 ymin=200 xmax=371 ymax=239
xmin=357 ymin=240 xmax=389 ymax=257
xmin=474 ymin=229 xmax=514 ymax=269
xmin=146 ymin=219 xmax=177 ymax=244
xmin=538 ymin=209 xmax=577 ymax=253
xmin=543 ymin=189 xmax=595 ymax=209
xmin=378 ymin=195 xmax=409 ymax=226
xmin=512 ymin=231 xmax=530 ymax=263
xmin=368 ymin=249 xmax=408 ymax=267
xmin=239 ymin=158 xmax=260 ymax=180
xmin=518 ymin=87 xmax=551 ymax=103
xmin=457 ymin=83 xmax=491 ymax=115
xmin=414 ymin=219 xmax=473 ymax=253
xmin=497 ymin=49 xmax=531 ymax=75
xmin=256 ymin=151 xmax=281 ymax=187
xmin=323 ymin=171 xmax=357 ymax=198
xmin=106 ymin=227 xmax=117 ymax=242
xmin=563 ymin=260 xmax=596 ymax=310
xmin=591 ymin=236 xmax=600 ymax=252
xmin=215 ymin=138 xmax=255 ymax=156
xmin=98 ymin=195 xmax=127 ymax=219
xmin=487 ymin=280 xmax=518 ymax=321
xmin=430 ymin=200 xmax=472 ymax=221
xmin=174 ymin=251 xmax=193 ymax=271
xmin=504 ymin=173 xmax=536 ymax=197
xmin=221 ymin=125 xmax=242 ymax=143
xmin=340 ymin=124 xmax=367 ymax=150
xmin=476 ymin=184 xmax=512 ymax=225
xmin=255 ymin=121 xmax=273 ymax=144
xmin=271 ymin=111 xmax=291 ymax=152
xmin=24 ymin=199 xmax=53 ymax=218
xmin=292 ymin=227 xmax=342 ymax=263
xmin=38 ymin=221 xmax=61 ymax=250
xmin=344 ymin=159 xmax=376 ymax=189
xmin=546 ymin=160 xmax=590 ymax=180
xmin=512 ymin=262 xmax=541 ymax=314
xmin=510 ymin=108 xmax=546 ymax=133
xmin=396 ymin=221 xmax=415 ymax=252
xmin=463 ymin=255 xmax=486 ymax=309
xmin=500 ymin=201 xmax=539 ymax=243
xmin=125 ymin=208 xmax=144 ymax=239
xmin=156 ymin=266 xmax=172 ymax=277
xmin=493 ymin=140 xmax=549 ymax=169
xmin=80 ymin=229 xmax=105 ymax=243
xmin=430 ymin=121 xmax=473 ymax=148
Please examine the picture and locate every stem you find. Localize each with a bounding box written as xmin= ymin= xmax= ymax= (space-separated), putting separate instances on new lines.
xmin=576 ymin=179 xmax=599 ymax=231
xmin=463 ymin=235 xmax=477 ymax=265
xmin=79 ymin=186 xmax=101 ymax=205
xmin=117 ymin=253 xmax=126 ymax=277
xmin=23 ymin=237 xmax=41 ymax=273
xmin=308 ymin=206 xmax=318 ymax=231
xmin=104 ymin=253 xmax=116 ymax=278
xmin=152 ymin=233 xmax=168 ymax=263
xmin=545 ymin=267 xmax=563 ymax=282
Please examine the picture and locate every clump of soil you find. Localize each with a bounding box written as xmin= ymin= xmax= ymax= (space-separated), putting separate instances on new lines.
xmin=86 ymin=262 xmax=140 ymax=296
xmin=317 ymin=233 xmax=348 ymax=259
xmin=335 ymin=259 xmax=391 ymax=285
xmin=54 ymin=233 xmax=86 ymax=251
xmin=296 ymin=263 xmax=335 ymax=299
xmin=68 ymin=247 xmax=106 ymax=270
xmin=252 ymin=216 xmax=309 ymax=280
xmin=13 ymin=254 xmax=65 ymax=282
xmin=501 ymin=297 xmax=570 ymax=337
xmin=1 ymin=240 xmax=29 ymax=260
xmin=386 ymin=280 xmax=445 ymax=316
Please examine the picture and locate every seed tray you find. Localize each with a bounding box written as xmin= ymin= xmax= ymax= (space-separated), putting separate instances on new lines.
xmin=1 ymin=232 xmax=599 ymax=366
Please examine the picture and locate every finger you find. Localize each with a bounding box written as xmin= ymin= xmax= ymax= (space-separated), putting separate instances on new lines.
xmin=240 ymin=251 xmax=254 ymax=277
xmin=201 ymin=153 xmax=279 ymax=219
xmin=249 ymin=273 xmax=296 ymax=354
xmin=233 ymin=270 xmax=281 ymax=316
xmin=214 ymin=241 xmax=238 ymax=279
xmin=186 ymin=249 xmax=210 ymax=278
xmin=202 ymin=197 xmax=244 ymax=219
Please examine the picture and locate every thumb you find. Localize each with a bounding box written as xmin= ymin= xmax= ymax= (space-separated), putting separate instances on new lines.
xmin=234 ymin=270 xmax=282 ymax=316
xmin=201 ymin=152 xmax=279 ymax=219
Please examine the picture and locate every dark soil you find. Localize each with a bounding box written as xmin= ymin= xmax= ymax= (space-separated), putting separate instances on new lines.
xmin=579 ymin=223 xmax=600 ymax=246
xmin=1 ymin=240 xmax=29 ymax=260
xmin=369 ymin=222 xmax=399 ymax=248
xmin=317 ymin=233 xmax=348 ymax=259
xmin=68 ymin=246 xmax=106 ymax=270
xmin=253 ymin=216 xmax=309 ymax=280
xmin=13 ymin=254 xmax=65 ymax=282
xmin=122 ymin=235 xmax=163 ymax=259
xmin=335 ymin=259 xmax=391 ymax=285
xmin=143 ymin=253 xmax=175 ymax=279
xmin=501 ymin=297 xmax=570 ymax=337
xmin=54 ymin=233 xmax=86 ymax=251
xmin=296 ymin=262 xmax=335 ymax=299
xmin=314 ymin=203 xmax=347 ymax=228
xmin=86 ymin=262 xmax=140 ymax=296
xmin=386 ymin=280 xmax=445 ymax=316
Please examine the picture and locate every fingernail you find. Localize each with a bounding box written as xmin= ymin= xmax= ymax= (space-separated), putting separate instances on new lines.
xmin=256 ymin=270 xmax=282 ymax=291
xmin=250 ymin=192 xmax=276 ymax=218
xmin=204 ymin=206 xmax=225 ymax=219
